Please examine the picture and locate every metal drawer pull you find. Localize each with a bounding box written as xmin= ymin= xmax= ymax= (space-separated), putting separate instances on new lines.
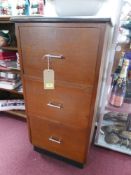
xmin=49 ymin=136 xmax=62 ymax=144
xmin=47 ymin=102 xmax=63 ymax=109
xmin=44 ymin=54 xmax=64 ymax=59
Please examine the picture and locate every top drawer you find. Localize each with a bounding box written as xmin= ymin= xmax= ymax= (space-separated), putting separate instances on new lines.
xmin=18 ymin=24 xmax=101 ymax=86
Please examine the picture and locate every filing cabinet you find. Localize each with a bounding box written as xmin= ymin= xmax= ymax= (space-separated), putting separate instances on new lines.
xmin=13 ymin=17 xmax=112 ymax=166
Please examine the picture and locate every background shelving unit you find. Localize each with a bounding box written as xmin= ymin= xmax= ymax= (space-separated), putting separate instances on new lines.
xmin=6 ymin=110 xmax=26 ymax=118
xmin=0 ymin=16 xmax=26 ymax=119
xmin=94 ymin=0 xmax=131 ymax=155
xmin=1 ymin=46 xmax=18 ymax=51
xmin=106 ymin=102 xmax=131 ymax=113
xmin=95 ymin=50 xmax=131 ymax=155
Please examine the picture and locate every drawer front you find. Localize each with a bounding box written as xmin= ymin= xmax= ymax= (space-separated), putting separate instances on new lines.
xmin=19 ymin=25 xmax=100 ymax=86
xmin=24 ymin=77 xmax=93 ymax=128
xmin=30 ymin=116 xmax=88 ymax=163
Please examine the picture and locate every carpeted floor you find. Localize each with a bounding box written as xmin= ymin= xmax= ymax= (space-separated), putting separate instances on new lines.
xmin=0 ymin=113 xmax=130 ymax=175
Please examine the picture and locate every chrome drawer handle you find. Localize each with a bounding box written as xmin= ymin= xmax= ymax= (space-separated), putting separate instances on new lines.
xmin=47 ymin=102 xmax=63 ymax=109
xmin=49 ymin=136 xmax=62 ymax=144
xmin=44 ymin=54 xmax=64 ymax=59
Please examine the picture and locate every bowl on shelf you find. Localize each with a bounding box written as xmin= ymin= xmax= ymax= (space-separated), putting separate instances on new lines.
xmin=0 ymin=30 xmax=11 ymax=47
xmin=54 ymin=0 xmax=107 ymax=16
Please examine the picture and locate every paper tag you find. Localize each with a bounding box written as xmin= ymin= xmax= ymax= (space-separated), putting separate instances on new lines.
xmin=43 ymin=69 xmax=54 ymax=89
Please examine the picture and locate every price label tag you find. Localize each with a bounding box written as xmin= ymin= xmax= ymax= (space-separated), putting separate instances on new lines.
xmin=43 ymin=69 xmax=54 ymax=89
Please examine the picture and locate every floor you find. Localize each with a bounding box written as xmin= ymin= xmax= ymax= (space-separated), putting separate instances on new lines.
xmin=0 ymin=113 xmax=130 ymax=175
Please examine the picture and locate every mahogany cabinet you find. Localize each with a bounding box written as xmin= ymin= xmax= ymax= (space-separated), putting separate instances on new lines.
xmin=12 ymin=17 xmax=112 ymax=167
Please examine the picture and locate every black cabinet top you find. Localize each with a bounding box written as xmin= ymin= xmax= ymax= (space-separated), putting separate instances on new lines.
xmin=10 ymin=16 xmax=112 ymax=25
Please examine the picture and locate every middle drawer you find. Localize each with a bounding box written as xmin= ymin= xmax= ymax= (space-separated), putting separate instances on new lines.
xmin=24 ymin=77 xmax=93 ymax=128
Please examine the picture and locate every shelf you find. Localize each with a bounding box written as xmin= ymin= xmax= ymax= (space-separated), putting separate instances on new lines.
xmin=106 ymin=102 xmax=131 ymax=113
xmin=0 ymin=87 xmax=23 ymax=95
xmin=0 ymin=16 xmax=11 ymax=23
xmin=1 ymin=46 xmax=18 ymax=51
xmin=95 ymin=109 xmax=131 ymax=155
xmin=5 ymin=110 xmax=26 ymax=118
xmin=0 ymin=66 xmax=21 ymax=74
xmin=95 ymin=133 xmax=131 ymax=155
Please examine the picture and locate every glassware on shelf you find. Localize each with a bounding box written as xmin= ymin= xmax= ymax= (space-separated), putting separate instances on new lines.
xmin=30 ymin=0 xmax=44 ymax=15
xmin=125 ymin=79 xmax=131 ymax=104
xmin=95 ymin=111 xmax=131 ymax=155
xmin=16 ymin=0 xmax=30 ymax=15
xmin=0 ymin=0 xmax=12 ymax=15
xmin=30 ymin=0 xmax=39 ymax=15
xmin=0 ymin=30 xmax=11 ymax=47
xmin=38 ymin=0 xmax=44 ymax=15
xmin=111 ymin=52 xmax=125 ymax=87
xmin=109 ymin=59 xmax=129 ymax=107
xmin=124 ymin=51 xmax=131 ymax=79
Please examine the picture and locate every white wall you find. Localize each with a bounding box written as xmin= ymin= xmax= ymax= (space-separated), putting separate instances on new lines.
xmin=97 ymin=0 xmax=123 ymax=25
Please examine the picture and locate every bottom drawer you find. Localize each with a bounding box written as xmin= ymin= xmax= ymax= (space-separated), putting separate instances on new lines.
xmin=29 ymin=116 xmax=88 ymax=163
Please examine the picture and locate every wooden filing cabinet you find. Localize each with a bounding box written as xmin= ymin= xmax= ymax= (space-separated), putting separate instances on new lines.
xmin=12 ymin=17 xmax=112 ymax=167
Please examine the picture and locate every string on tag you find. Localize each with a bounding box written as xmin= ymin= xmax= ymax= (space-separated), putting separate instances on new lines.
xmin=47 ymin=56 xmax=50 ymax=70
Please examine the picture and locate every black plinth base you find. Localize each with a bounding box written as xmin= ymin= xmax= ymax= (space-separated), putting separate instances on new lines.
xmin=34 ymin=146 xmax=84 ymax=168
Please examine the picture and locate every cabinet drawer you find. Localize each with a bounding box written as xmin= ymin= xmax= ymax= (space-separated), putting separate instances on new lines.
xmin=30 ymin=116 xmax=88 ymax=163
xmin=19 ymin=25 xmax=100 ymax=86
xmin=24 ymin=77 xmax=93 ymax=128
